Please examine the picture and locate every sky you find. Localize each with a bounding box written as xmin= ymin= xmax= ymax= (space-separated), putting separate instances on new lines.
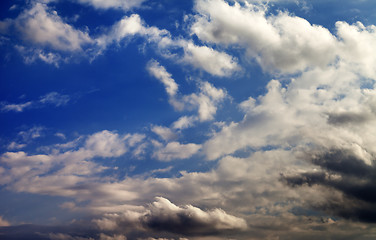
xmin=1 ymin=0 xmax=376 ymax=239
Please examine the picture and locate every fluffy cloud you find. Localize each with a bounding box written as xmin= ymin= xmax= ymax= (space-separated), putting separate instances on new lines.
xmin=192 ymin=0 xmax=337 ymax=73
xmin=94 ymin=197 xmax=247 ymax=235
xmin=0 ymin=130 xmax=143 ymax=195
xmin=13 ymin=3 xmax=92 ymax=51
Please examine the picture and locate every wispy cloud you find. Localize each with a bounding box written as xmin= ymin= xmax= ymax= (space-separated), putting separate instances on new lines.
xmin=1 ymin=92 xmax=70 ymax=113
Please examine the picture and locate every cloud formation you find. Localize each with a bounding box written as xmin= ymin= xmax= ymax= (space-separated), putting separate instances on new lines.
xmin=94 ymin=197 xmax=247 ymax=236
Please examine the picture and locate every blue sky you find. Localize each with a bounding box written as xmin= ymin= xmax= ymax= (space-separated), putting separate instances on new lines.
xmin=1 ymin=0 xmax=376 ymax=239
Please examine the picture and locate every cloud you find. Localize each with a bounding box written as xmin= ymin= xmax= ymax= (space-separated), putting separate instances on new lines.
xmin=172 ymin=116 xmax=197 ymax=130
xmin=147 ymin=61 xmax=228 ymax=121
xmin=94 ymin=197 xmax=247 ymax=235
xmin=77 ymin=0 xmax=146 ymax=11
xmin=0 ymin=216 xmax=10 ymax=227
xmin=281 ymin=148 xmax=376 ymax=223
xmin=1 ymin=91 xmax=70 ymax=112
xmin=151 ymin=126 xmax=177 ymax=142
xmin=191 ymin=0 xmax=337 ymax=73
xmin=14 ymin=3 xmax=93 ymax=51
xmin=18 ymin=126 xmax=45 ymax=141
xmin=147 ymin=60 xmax=179 ymax=98
xmin=39 ymin=92 xmax=70 ymax=106
xmin=179 ymin=41 xmax=240 ymax=77
xmin=153 ymin=141 xmax=201 ymax=161
xmin=0 ymin=130 xmax=144 ymax=196
xmin=1 ymin=101 xmax=33 ymax=112
xmin=102 ymin=15 xmax=238 ymax=77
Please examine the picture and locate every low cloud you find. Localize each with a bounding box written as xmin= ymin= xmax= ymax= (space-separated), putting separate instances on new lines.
xmin=282 ymin=148 xmax=376 ymax=222
xmin=94 ymin=197 xmax=247 ymax=236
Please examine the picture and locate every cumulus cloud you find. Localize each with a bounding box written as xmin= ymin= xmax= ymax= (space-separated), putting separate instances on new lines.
xmin=94 ymin=197 xmax=247 ymax=235
xmin=191 ymin=0 xmax=337 ymax=73
xmin=13 ymin=3 xmax=93 ymax=51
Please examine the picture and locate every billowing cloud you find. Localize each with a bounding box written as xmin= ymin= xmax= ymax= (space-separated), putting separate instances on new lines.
xmin=192 ymin=0 xmax=337 ymax=73
xmin=94 ymin=197 xmax=247 ymax=235
xmin=281 ymin=148 xmax=376 ymax=223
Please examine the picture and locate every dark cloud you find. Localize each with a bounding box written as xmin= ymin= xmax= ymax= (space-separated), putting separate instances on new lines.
xmin=327 ymin=112 xmax=371 ymax=125
xmin=0 ymin=224 xmax=97 ymax=240
xmin=282 ymin=148 xmax=376 ymax=222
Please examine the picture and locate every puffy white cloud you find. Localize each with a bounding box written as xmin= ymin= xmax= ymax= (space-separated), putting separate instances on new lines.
xmin=84 ymin=130 xmax=128 ymax=158
xmin=97 ymin=14 xmax=169 ymax=49
xmin=13 ymin=3 xmax=93 ymax=51
xmin=192 ymin=0 xmax=338 ymax=73
xmin=153 ymin=141 xmax=201 ymax=161
xmin=186 ymin=81 xmax=227 ymax=121
xmin=336 ymin=21 xmax=376 ymax=79
xmin=180 ymin=41 xmax=239 ymax=77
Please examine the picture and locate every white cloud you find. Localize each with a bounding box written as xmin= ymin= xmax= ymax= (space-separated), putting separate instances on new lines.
xmin=1 ymin=101 xmax=32 ymax=112
xmin=77 ymin=0 xmax=145 ymax=11
xmin=153 ymin=141 xmax=201 ymax=161
xmin=151 ymin=126 xmax=177 ymax=142
xmin=39 ymin=92 xmax=70 ymax=106
xmin=1 ymin=92 xmax=70 ymax=113
xmin=172 ymin=116 xmax=197 ymax=130
xmin=181 ymin=41 xmax=239 ymax=77
xmin=7 ymin=142 xmax=27 ymax=150
xmin=185 ymin=81 xmax=227 ymax=121
xmin=147 ymin=61 xmax=228 ymax=121
xmin=84 ymin=130 xmax=128 ymax=158
xmin=147 ymin=60 xmax=179 ymax=97
xmin=14 ymin=3 xmax=93 ymax=51
xmin=192 ymin=0 xmax=338 ymax=73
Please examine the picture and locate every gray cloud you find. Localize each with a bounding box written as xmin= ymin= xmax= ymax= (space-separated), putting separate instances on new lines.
xmin=282 ymin=148 xmax=376 ymax=222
